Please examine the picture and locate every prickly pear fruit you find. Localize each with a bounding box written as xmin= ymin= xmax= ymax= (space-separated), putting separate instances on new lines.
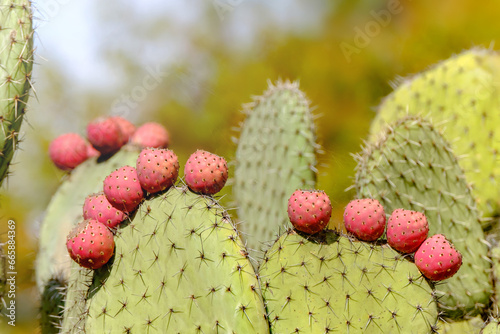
xmin=86 ymin=117 xmax=124 ymax=155
xmin=131 ymin=122 xmax=169 ymax=148
xmin=415 ymin=234 xmax=463 ymax=281
xmin=49 ymin=133 xmax=89 ymax=170
xmin=343 ymin=198 xmax=386 ymax=241
xmin=103 ymin=166 xmax=144 ymax=212
xmin=136 ymin=148 xmax=179 ymax=194
xmin=387 ymin=209 xmax=429 ymax=253
xmin=184 ymin=150 xmax=228 ymax=195
xmin=86 ymin=144 xmax=100 ymax=158
xmin=66 ymin=219 xmax=115 ymax=270
xmin=83 ymin=193 xmax=127 ymax=228
xmin=111 ymin=116 xmax=135 ymax=143
xmin=287 ymin=189 xmax=332 ymax=234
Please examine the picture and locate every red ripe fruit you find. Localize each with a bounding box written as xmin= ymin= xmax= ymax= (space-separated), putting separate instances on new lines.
xmin=386 ymin=209 xmax=429 ymax=253
xmin=343 ymin=198 xmax=386 ymax=241
xmin=66 ymin=219 xmax=115 ymax=269
xmin=111 ymin=116 xmax=136 ymax=144
xmin=131 ymin=122 xmax=169 ymax=149
xmin=287 ymin=190 xmax=332 ymax=234
xmin=86 ymin=117 xmax=124 ymax=155
xmin=83 ymin=193 xmax=127 ymax=228
xmin=414 ymin=234 xmax=462 ymax=281
xmin=103 ymin=166 xmax=144 ymax=212
xmin=49 ymin=133 xmax=89 ymax=170
xmin=184 ymin=150 xmax=228 ymax=195
xmin=136 ymin=148 xmax=179 ymax=193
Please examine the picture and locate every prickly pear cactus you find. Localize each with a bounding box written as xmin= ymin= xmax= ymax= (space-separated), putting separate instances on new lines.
xmin=0 ymin=0 xmax=34 ymax=186
xmin=61 ymin=186 xmax=269 ymax=333
xmin=371 ymin=48 xmax=500 ymax=219
xmin=40 ymin=276 xmax=66 ymax=334
xmin=259 ymin=230 xmax=439 ymax=333
xmin=355 ymin=116 xmax=492 ymax=318
xmin=234 ymin=80 xmax=318 ymax=258
xmin=36 ymin=147 xmax=140 ymax=292
xmin=483 ymin=319 xmax=500 ymax=334
xmin=437 ymin=316 xmax=484 ymax=333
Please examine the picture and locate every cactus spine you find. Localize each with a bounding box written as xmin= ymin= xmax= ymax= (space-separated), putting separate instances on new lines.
xmin=234 ymin=80 xmax=318 ymax=259
xmin=355 ymin=116 xmax=491 ymax=318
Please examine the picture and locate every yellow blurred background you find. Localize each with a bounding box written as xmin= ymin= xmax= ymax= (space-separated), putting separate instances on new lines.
xmin=1 ymin=0 xmax=500 ymax=332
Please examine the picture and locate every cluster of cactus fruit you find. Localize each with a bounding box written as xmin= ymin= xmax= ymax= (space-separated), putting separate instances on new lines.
xmin=2 ymin=0 xmax=496 ymax=326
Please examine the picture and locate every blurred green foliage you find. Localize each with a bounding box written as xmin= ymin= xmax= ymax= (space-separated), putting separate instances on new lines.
xmin=2 ymin=0 xmax=500 ymax=331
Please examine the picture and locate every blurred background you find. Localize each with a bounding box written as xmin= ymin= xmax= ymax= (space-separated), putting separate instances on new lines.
xmin=1 ymin=0 xmax=499 ymax=331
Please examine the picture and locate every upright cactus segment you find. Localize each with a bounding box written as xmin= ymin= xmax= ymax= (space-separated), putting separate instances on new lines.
xmin=40 ymin=276 xmax=67 ymax=334
xmin=371 ymin=48 xmax=500 ymax=219
xmin=0 ymin=1 xmax=34 ymax=186
xmin=437 ymin=316 xmax=484 ymax=333
xmin=234 ymin=80 xmax=318 ymax=257
xmin=259 ymin=230 xmax=439 ymax=333
xmin=61 ymin=186 xmax=269 ymax=333
xmin=355 ymin=117 xmax=492 ymax=318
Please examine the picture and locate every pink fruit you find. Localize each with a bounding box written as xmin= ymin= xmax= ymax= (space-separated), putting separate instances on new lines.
xmin=83 ymin=193 xmax=127 ymax=228
xmin=49 ymin=133 xmax=89 ymax=170
xmin=387 ymin=209 xmax=429 ymax=253
xmin=136 ymin=148 xmax=179 ymax=193
xmin=343 ymin=198 xmax=386 ymax=241
xmin=131 ymin=122 xmax=169 ymax=148
xmin=66 ymin=219 xmax=115 ymax=270
xmin=414 ymin=234 xmax=462 ymax=281
xmin=86 ymin=144 xmax=100 ymax=158
xmin=103 ymin=166 xmax=144 ymax=212
xmin=86 ymin=117 xmax=124 ymax=155
xmin=287 ymin=190 xmax=332 ymax=234
xmin=111 ymin=116 xmax=136 ymax=144
xmin=184 ymin=150 xmax=228 ymax=195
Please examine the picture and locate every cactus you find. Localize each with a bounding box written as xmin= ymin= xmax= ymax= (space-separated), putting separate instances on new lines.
xmin=482 ymin=318 xmax=500 ymax=333
xmin=40 ymin=276 xmax=67 ymax=334
xmin=354 ymin=116 xmax=492 ymax=318
xmin=0 ymin=0 xmax=34 ymax=186
xmin=370 ymin=48 xmax=500 ymax=220
xmin=437 ymin=316 xmax=484 ymax=333
xmin=259 ymin=230 xmax=439 ymax=333
xmin=233 ymin=80 xmax=318 ymax=259
xmin=61 ymin=186 xmax=269 ymax=333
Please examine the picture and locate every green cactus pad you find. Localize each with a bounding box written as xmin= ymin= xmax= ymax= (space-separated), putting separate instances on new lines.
xmin=0 ymin=1 xmax=34 ymax=186
xmin=61 ymin=186 xmax=269 ymax=333
xmin=482 ymin=319 xmax=500 ymax=334
xmin=355 ymin=116 xmax=492 ymax=318
xmin=259 ymin=230 xmax=438 ymax=333
xmin=437 ymin=316 xmax=484 ymax=334
xmin=36 ymin=147 xmax=140 ymax=292
xmin=371 ymin=48 xmax=500 ymax=219
xmin=40 ymin=276 xmax=67 ymax=334
xmin=234 ymin=80 xmax=318 ymax=258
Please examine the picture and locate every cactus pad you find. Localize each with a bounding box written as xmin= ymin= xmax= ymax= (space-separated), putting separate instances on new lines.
xmin=61 ymin=186 xmax=269 ymax=333
xmin=371 ymin=48 xmax=500 ymax=219
xmin=355 ymin=116 xmax=492 ymax=318
xmin=259 ymin=230 xmax=438 ymax=333
xmin=0 ymin=0 xmax=34 ymax=186
xmin=234 ymin=80 xmax=318 ymax=257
